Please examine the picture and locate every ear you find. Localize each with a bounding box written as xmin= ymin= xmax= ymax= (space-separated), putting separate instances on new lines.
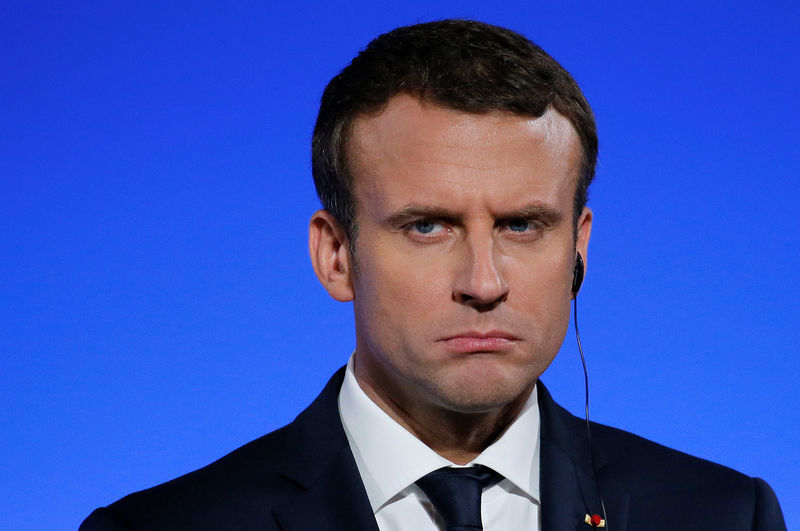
xmin=575 ymin=205 xmax=593 ymax=275
xmin=309 ymin=210 xmax=355 ymax=302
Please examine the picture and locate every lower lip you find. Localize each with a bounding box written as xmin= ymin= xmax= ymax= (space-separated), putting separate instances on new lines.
xmin=442 ymin=337 xmax=516 ymax=352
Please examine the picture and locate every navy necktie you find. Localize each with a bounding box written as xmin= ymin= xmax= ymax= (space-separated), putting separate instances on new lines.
xmin=415 ymin=465 xmax=503 ymax=530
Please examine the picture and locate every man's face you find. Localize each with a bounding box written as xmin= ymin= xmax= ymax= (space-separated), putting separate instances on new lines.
xmin=345 ymin=95 xmax=591 ymax=416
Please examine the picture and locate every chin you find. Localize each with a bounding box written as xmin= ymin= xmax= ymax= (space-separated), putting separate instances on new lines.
xmin=429 ymin=368 xmax=537 ymax=414
xmin=434 ymin=390 xmax=530 ymax=415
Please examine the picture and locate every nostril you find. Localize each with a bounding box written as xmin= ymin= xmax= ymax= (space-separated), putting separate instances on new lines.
xmin=453 ymin=290 xmax=508 ymax=312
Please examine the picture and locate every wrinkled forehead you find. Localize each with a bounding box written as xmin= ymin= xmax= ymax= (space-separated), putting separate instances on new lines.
xmin=347 ymin=95 xmax=582 ymax=194
xmin=346 ymin=95 xmax=583 ymax=221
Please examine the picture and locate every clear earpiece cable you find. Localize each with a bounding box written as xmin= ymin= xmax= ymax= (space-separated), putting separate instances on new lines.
xmin=574 ymin=295 xmax=609 ymax=528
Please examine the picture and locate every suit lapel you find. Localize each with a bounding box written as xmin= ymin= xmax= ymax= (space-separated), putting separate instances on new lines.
xmin=271 ymin=367 xmax=379 ymax=531
xmin=538 ymin=383 xmax=629 ymax=531
xmin=540 ymin=434 xmax=593 ymax=531
xmin=268 ymin=371 xmax=629 ymax=531
xmin=271 ymin=444 xmax=379 ymax=531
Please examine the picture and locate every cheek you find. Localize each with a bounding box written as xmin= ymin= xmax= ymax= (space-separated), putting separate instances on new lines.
xmin=503 ymin=247 xmax=573 ymax=293
xmin=503 ymin=254 xmax=573 ymax=328
xmin=353 ymin=245 xmax=451 ymax=330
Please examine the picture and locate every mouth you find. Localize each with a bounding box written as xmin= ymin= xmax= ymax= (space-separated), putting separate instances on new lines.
xmin=439 ymin=330 xmax=520 ymax=352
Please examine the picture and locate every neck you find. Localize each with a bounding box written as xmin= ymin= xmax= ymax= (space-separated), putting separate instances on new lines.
xmin=354 ymin=358 xmax=533 ymax=465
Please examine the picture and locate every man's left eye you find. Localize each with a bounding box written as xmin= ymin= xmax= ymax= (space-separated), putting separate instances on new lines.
xmin=507 ymin=219 xmax=530 ymax=232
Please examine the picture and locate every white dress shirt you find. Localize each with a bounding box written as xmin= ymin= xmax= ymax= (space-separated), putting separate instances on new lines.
xmin=338 ymin=356 xmax=541 ymax=531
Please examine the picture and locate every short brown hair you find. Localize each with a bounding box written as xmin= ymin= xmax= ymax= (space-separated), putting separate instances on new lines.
xmin=312 ymin=19 xmax=597 ymax=238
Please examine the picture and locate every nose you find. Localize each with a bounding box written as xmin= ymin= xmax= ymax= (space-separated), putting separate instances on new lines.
xmin=452 ymin=236 xmax=509 ymax=311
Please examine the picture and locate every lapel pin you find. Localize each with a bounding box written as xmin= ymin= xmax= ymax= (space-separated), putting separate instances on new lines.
xmin=585 ymin=514 xmax=605 ymax=527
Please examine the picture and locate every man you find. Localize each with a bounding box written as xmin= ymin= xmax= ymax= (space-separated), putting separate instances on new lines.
xmin=81 ymin=19 xmax=786 ymax=530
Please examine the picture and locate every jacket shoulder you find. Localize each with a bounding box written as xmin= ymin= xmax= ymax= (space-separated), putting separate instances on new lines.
xmin=537 ymin=383 xmax=784 ymax=530
xmin=81 ymin=368 xmax=351 ymax=530
xmin=81 ymin=425 xmax=301 ymax=530
xmin=590 ymin=421 xmax=786 ymax=529
xmin=593 ymin=420 xmax=753 ymax=486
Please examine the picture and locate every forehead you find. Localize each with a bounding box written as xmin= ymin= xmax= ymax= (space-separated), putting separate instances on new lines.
xmin=347 ymin=95 xmax=582 ymax=213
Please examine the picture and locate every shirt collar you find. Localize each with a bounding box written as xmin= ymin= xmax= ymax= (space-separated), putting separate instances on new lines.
xmin=338 ymin=355 xmax=540 ymax=512
xmin=472 ymin=379 xmax=540 ymax=501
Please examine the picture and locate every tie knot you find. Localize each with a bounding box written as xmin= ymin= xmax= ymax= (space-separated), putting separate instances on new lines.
xmin=416 ymin=465 xmax=503 ymax=530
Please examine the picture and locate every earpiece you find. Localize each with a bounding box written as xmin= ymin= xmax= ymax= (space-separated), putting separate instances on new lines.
xmin=572 ymin=250 xmax=608 ymax=528
xmin=572 ymin=252 xmax=585 ymax=295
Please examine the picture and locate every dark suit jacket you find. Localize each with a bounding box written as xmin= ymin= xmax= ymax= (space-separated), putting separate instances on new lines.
xmin=81 ymin=368 xmax=786 ymax=530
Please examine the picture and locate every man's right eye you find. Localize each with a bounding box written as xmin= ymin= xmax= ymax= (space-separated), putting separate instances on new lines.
xmin=408 ymin=219 xmax=447 ymax=237
xmin=413 ymin=220 xmax=438 ymax=234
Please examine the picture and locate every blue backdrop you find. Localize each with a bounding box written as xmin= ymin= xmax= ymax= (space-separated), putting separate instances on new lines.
xmin=2 ymin=1 xmax=798 ymax=529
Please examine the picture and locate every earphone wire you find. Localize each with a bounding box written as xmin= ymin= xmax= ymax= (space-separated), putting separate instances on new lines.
xmin=573 ymin=294 xmax=609 ymax=528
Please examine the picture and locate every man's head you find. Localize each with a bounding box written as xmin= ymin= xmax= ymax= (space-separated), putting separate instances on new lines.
xmin=312 ymin=19 xmax=597 ymax=242
xmin=309 ymin=20 xmax=594 ymax=436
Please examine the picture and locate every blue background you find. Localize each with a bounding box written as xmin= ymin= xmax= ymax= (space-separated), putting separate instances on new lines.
xmin=2 ymin=1 xmax=798 ymax=529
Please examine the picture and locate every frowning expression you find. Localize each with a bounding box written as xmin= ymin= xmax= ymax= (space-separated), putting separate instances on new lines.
xmin=346 ymin=95 xmax=591 ymax=416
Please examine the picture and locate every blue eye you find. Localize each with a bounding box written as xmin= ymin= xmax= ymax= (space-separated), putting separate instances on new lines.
xmin=507 ymin=219 xmax=530 ymax=232
xmin=413 ymin=220 xmax=439 ymax=234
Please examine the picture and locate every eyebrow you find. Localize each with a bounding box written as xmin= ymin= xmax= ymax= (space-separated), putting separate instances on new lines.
xmin=509 ymin=204 xmax=564 ymax=227
xmin=381 ymin=203 xmax=564 ymax=228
